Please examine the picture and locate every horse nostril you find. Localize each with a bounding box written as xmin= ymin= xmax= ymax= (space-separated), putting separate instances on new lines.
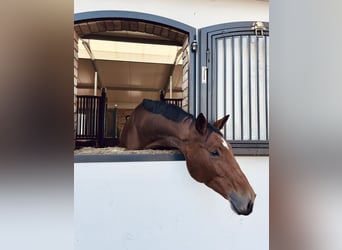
xmin=247 ymin=199 xmax=253 ymax=212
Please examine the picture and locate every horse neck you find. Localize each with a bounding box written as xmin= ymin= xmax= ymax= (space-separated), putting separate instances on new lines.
xmin=147 ymin=115 xmax=195 ymax=151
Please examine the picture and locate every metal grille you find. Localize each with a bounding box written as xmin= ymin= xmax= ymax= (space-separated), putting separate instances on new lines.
xmin=76 ymin=95 xmax=100 ymax=139
xmin=215 ymin=35 xmax=269 ymax=141
xmin=163 ymin=98 xmax=183 ymax=108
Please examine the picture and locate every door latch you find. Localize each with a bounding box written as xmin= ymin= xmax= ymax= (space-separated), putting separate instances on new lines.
xmin=201 ymin=66 xmax=207 ymax=84
xmin=251 ymin=21 xmax=266 ymax=37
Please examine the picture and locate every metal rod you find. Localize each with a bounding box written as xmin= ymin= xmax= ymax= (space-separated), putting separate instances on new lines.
xmin=240 ymin=36 xmax=243 ymax=140
xmin=248 ymin=35 xmax=252 ymax=141
xmin=232 ymin=37 xmax=235 ymax=140
xmin=94 ymin=71 xmax=98 ymax=96
xmin=169 ymin=76 xmax=173 ymax=98
xmin=256 ymin=37 xmax=260 ymax=140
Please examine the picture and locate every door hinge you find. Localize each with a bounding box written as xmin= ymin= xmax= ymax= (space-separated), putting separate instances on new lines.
xmin=206 ymin=49 xmax=211 ymax=64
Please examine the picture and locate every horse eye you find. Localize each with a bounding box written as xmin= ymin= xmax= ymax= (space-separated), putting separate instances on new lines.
xmin=210 ymin=149 xmax=220 ymax=157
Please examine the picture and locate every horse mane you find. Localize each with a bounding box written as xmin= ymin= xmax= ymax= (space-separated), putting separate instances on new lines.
xmin=142 ymin=99 xmax=193 ymax=122
xmin=142 ymin=99 xmax=222 ymax=135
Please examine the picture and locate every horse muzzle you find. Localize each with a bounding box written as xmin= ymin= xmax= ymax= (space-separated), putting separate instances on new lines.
xmin=228 ymin=192 xmax=255 ymax=216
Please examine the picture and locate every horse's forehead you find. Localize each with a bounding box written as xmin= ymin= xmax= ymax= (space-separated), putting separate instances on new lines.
xmin=208 ymin=133 xmax=229 ymax=150
xmin=221 ymin=137 xmax=229 ymax=149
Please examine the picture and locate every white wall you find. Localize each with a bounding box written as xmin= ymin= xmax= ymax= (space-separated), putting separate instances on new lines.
xmin=74 ymin=157 xmax=268 ymax=250
xmin=74 ymin=0 xmax=269 ymax=28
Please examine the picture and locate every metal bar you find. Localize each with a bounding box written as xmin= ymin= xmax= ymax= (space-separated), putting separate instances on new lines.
xmin=89 ymin=97 xmax=92 ymax=137
xmin=256 ymin=36 xmax=260 ymax=140
xmin=76 ymin=97 xmax=79 ymax=137
xmin=76 ymin=97 xmax=80 ymax=137
xmin=223 ymin=37 xmax=227 ymax=139
xmin=265 ymin=37 xmax=269 ymax=140
xmin=85 ymin=98 xmax=92 ymax=136
xmin=248 ymin=35 xmax=252 ymax=141
xmin=91 ymin=97 xmax=95 ymax=137
xmin=76 ymin=84 xmax=183 ymax=93
xmin=81 ymin=98 xmax=84 ymax=137
xmin=232 ymin=36 xmax=235 ymax=140
xmin=240 ymin=36 xmax=244 ymax=140
xmin=75 ymin=95 xmax=107 ymax=140
xmin=94 ymin=72 xmax=97 ymax=96
xmin=87 ymin=97 xmax=91 ymax=137
xmin=82 ymin=34 xmax=183 ymax=46
xmin=81 ymin=97 xmax=85 ymax=137
xmin=82 ymin=97 xmax=86 ymax=137
xmin=163 ymin=98 xmax=183 ymax=107
xmin=212 ymin=38 xmax=218 ymax=123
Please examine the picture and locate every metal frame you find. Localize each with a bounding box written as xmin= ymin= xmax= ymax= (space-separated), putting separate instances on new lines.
xmin=74 ymin=10 xmax=197 ymax=115
xmin=74 ymin=12 xmax=269 ymax=157
xmin=199 ymin=22 xmax=269 ymax=155
xmin=75 ymin=151 xmax=185 ymax=163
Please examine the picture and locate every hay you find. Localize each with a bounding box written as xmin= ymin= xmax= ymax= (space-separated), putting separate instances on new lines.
xmin=74 ymin=147 xmax=180 ymax=155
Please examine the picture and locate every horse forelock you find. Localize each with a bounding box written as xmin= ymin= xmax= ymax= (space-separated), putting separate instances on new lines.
xmin=208 ymin=123 xmax=222 ymax=135
xmin=204 ymin=124 xmax=223 ymax=143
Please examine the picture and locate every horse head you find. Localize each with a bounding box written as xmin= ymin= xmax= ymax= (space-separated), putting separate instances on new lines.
xmin=181 ymin=113 xmax=256 ymax=216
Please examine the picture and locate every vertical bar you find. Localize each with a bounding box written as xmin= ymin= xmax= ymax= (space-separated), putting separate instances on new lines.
xmin=250 ymin=35 xmax=258 ymax=140
xmin=83 ymin=97 xmax=86 ymax=137
xmin=113 ymin=106 xmax=118 ymax=138
xmin=76 ymin=97 xmax=79 ymax=137
xmin=93 ymin=97 xmax=96 ymax=137
xmin=223 ymin=37 xmax=227 ymax=139
xmin=94 ymin=97 xmax=98 ymax=138
xmin=248 ymin=35 xmax=252 ymax=141
xmin=76 ymin=97 xmax=78 ymax=137
xmin=94 ymin=71 xmax=97 ymax=96
xmin=78 ymin=97 xmax=81 ymax=137
xmin=259 ymin=36 xmax=267 ymax=140
xmin=86 ymin=97 xmax=89 ymax=137
xmin=210 ymin=39 xmax=215 ymax=122
xmin=242 ymin=36 xmax=250 ymax=141
xmin=98 ymin=88 xmax=107 ymax=147
xmin=94 ymin=97 xmax=96 ymax=137
xmin=81 ymin=97 xmax=85 ymax=137
xmin=91 ymin=97 xmax=93 ymax=137
xmin=232 ymin=37 xmax=235 ymax=140
xmin=86 ymin=97 xmax=88 ymax=137
xmin=265 ymin=36 xmax=269 ymax=140
xmin=256 ymin=36 xmax=260 ymax=140
xmin=217 ymin=38 xmax=225 ymax=126
xmin=87 ymin=97 xmax=91 ymax=137
xmin=80 ymin=97 xmax=83 ymax=137
xmin=240 ymin=35 xmax=244 ymax=140
xmin=233 ymin=36 xmax=241 ymax=140
xmin=84 ymin=97 xmax=87 ymax=137
xmin=225 ymin=37 xmax=233 ymax=140
xmin=89 ymin=97 xmax=93 ymax=137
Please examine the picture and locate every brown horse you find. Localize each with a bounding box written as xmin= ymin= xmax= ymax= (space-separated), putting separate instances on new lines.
xmin=119 ymin=99 xmax=256 ymax=215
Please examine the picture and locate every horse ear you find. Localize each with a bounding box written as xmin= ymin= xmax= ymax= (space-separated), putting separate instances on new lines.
xmin=195 ymin=113 xmax=208 ymax=135
xmin=213 ymin=115 xmax=230 ymax=130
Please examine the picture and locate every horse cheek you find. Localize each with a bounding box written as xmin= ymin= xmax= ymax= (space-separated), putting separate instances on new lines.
xmin=184 ymin=151 xmax=204 ymax=183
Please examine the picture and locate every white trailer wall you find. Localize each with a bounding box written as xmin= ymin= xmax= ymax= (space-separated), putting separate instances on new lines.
xmin=75 ymin=157 xmax=268 ymax=250
xmin=74 ymin=0 xmax=269 ymax=28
